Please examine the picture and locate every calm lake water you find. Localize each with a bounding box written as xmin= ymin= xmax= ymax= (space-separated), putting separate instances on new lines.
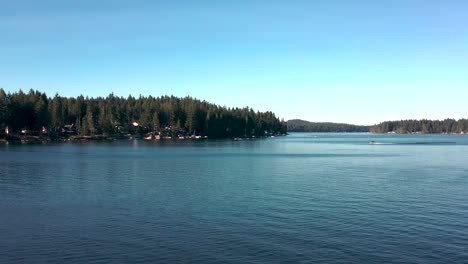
xmin=1 ymin=133 xmax=468 ymax=263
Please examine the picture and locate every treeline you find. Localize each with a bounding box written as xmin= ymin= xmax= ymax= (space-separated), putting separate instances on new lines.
xmin=370 ymin=119 xmax=468 ymax=134
xmin=0 ymin=89 xmax=286 ymax=139
xmin=287 ymin=119 xmax=369 ymax=132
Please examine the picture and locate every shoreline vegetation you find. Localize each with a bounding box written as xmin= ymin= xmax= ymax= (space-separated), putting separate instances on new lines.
xmin=1 ymin=89 xmax=467 ymax=144
xmin=0 ymin=89 xmax=286 ymax=143
xmin=287 ymin=119 xmax=468 ymax=135
xmin=370 ymin=119 xmax=468 ymax=134
xmin=287 ymin=119 xmax=369 ymax=133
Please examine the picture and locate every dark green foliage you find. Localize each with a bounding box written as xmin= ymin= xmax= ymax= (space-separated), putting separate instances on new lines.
xmin=0 ymin=89 xmax=10 ymax=130
xmin=287 ymin=119 xmax=369 ymax=133
xmin=370 ymin=119 xmax=468 ymax=134
xmin=4 ymin=89 xmax=51 ymax=133
xmin=0 ymin=89 xmax=286 ymax=138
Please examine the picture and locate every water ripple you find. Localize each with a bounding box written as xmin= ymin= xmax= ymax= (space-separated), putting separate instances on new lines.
xmin=1 ymin=136 xmax=468 ymax=263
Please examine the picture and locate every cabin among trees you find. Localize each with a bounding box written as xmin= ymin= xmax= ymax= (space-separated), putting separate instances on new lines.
xmin=0 ymin=89 xmax=287 ymax=140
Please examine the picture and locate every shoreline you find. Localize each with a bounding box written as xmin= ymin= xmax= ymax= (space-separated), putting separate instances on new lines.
xmin=0 ymin=134 xmax=286 ymax=144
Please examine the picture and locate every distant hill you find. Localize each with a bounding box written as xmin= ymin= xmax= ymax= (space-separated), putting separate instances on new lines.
xmin=287 ymin=119 xmax=369 ymax=133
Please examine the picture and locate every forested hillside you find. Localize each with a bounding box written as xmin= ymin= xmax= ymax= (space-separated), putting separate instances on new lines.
xmin=287 ymin=119 xmax=369 ymax=132
xmin=370 ymin=119 xmax=468 ymax=134
xmin=0 ymin=89 xmax=286 ymax=139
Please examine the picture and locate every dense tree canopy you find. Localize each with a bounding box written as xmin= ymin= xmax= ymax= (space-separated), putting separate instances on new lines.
xmin=0 ymin=89 xmax=286 ymax=139
xmin=287 ymin=119 xmax=369 ymax=133
xmin=370 ymin=119 xmax=468 ymax=134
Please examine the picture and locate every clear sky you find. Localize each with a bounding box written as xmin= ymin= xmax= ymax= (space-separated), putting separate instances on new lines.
xmin=1 ymin=0 xmax=467 ymax=125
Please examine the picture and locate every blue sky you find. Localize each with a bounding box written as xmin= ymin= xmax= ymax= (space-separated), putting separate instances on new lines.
xmin=1 ymin=0 xmax=467 ymax=125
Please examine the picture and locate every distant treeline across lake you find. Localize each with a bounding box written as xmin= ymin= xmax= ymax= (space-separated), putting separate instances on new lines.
xmin=287 ymin=119 xmax=369 ymax=133
xmin=370 ymin=119 xmax=468 ymax=134
xmin=0 ymin=89 xmax=286 ymax=140
xmin=287 ymin=119 xmax=468 ymax=134
xmin=2 ymin=89 xmax=467 ymax=142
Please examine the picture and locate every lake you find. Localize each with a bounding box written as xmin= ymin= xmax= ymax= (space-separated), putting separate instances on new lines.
xmin=1 ymin=133 xmax=468 ymax=263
